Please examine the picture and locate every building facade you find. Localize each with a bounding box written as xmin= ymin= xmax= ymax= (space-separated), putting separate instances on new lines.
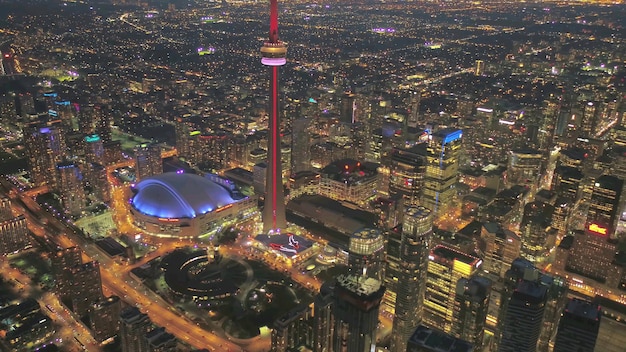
xmin=390 ymin=206 xmax=433 ymax=352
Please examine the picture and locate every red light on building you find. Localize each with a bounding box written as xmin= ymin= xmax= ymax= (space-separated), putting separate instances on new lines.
xmin=588 ymin=223 xmax=607 ymax=235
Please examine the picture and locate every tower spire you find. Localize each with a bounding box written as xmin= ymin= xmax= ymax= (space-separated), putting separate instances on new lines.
xmin=269 ymin=0 xmax=279 ymax=43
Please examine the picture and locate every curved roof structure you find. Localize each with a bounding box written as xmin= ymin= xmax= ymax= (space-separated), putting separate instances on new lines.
xmin=131 ymin=172 xmax=237 ymax=219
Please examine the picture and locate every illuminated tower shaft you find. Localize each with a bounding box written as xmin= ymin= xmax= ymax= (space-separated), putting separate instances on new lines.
xmin=261 ymin=0 xmax=287 ymax=233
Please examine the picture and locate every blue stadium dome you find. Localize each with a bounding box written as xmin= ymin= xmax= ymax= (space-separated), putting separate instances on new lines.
xmin=130 ymin=172 xmax=237 ymax=219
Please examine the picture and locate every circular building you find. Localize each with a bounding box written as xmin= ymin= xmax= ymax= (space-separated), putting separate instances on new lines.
xmin=348 ymin=228 xmax=385 ymax=280
xmin=130 ymin=172 xmax=257 ymax=239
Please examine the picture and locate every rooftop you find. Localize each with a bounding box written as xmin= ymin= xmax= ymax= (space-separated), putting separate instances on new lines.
xmin=336 ymin=274 xmax=382 ymax=297
xmin=320 ymin=158 xmax=379 ymax=185
xmin=430 ymin=245 xmax=481 ymax=266
xmin=565 ymin=298 xmax=601 ymax=321
xmin=407 ymin=324 xmax=474 ymax=352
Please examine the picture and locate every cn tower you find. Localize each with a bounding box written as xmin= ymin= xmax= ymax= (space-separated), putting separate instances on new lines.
xmin=261 ymin=0 xmax=287 ymax=233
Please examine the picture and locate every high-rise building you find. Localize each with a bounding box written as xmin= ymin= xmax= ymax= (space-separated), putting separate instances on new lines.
xmin=24 ymin=123 xmax=66 ymax=187
xmin=498 ymin=280 xmax=548 ymax=352
xmin=85 ymin=162 xmax=111 ymax=204
xmin=347 ymin=228 xmax=385 ymax=280
xmin=0 ymin=215 xmax=30 ymax=255
xmin=0 ymin=93 xmax=16 ymax=121
xmin=566 ymin=223 xmax=618 ymax=284
xmin=552 ymin=197 xmax=570 ymax=240
xmin=586 ymin=175 xmax=622 ymax=236
xmin=51 ymin=247 xmax=82 ymax=302
xmin=319 ymin=159 xmax=379 ymax=207
xmin=480 ymin=222 xmax=521 ymax=279
xmin=389 ymin=145 xmax=427 ymax=207
xmin=271 ymin=304 xmax=313 ymax=351
xmin=94 ymin=105 xmax=112 ymax=144
xmin=553 ymin=298 xmax=601 ymax=352
xmin=0 ymin=197 xmax=12 ymax=221
xmin=580 ymin=101 xmax=599 ymax=137
xmin=406 ymin=324 xmax=474 ymax=352
xmin=390 ymin=206 xmax=432 ymax=352
xmin=146 ymin=327 xmax=177 ymax=351
xmin=507 ymin=148 xmax=542 ymax=186
xmin=313 ymin=281 xmax=335 ymax=352
xmin=407 ymin=90 xmax=422 ymax=128
xmin=17 ymin=92 xmax=35 ymax=118
xmin=498 ymin=258 xmax=567 ymax=352
xmin=519 ymin=201 xmax=554 ymax=265
xmin=422 ymin=128 xmax=462 ymax=214
xmin=69 ymin=261 xmax=103 ymax=319
xmin=383 ymin=225 xmax=402 ymax=313
xmin=332 ymin=275 xmax=385 ymax=352
xmin=78 ymin=103 xmax=109 ymax=136
xmin=134 ymin=143 xmax=162 ymax=181
xmin=84 ymin=134 xmax=104 ymax=164
xmin=90 ymin=296 xmax=121 ymax=343
xmin=475 ymin=60 xmax=485 ymax=76
xmin=552 ymin=166 xmax=583 ymax=203
xmin=291 ymin=117 xmax=312 ymax=174
xmin=120 ymin=307 xmax=152 ymax=352
xmin=423 ymin=245 xmax=481 ymax=334
xmin=174 ymin=118 xmax=191 ymax=160
xmin=452 ymin=276 xmax=491 ymax=348
xmin=56 ymin=161 xmax=86 ymax=217
xmin=260 ymin=0 xmax=288 ymax=233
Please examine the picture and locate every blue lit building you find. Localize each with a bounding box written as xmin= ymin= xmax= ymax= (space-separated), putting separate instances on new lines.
xmin=421 ymin=128 xmax=463 ymax=215
xmin=129 ymin=172 xmax=257 ymax=239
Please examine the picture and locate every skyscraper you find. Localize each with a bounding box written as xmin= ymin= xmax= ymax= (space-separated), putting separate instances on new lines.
xmin=389 ymin=145 xmax=427 ymax=207
xmin=475 ymin=59 xmax=485 ymax=76
xmin=452 ymin=276 xmax=491 ymax=348
xmin=261 ymin=0 xmax=288 ymax=233
xmin=480 ymin=222 xmax=521 ymax=279
xmin=423 ymin=245 xmax=481 ymax=334
xmin=24 ymin=123 xmax=66 ymax=187
xmin=0 ymin=215 xmax=30 ymax=255
xmin=313 ymin=281 xmax=335 ymax=352
xmin=69 ymin=261 xmax=103 ymax=319
xmin=271 ymin=304 xmax=313 ymax=351
xmin=507 ymin=148 xmax=542 ymax=186
xmin=120 ymin=307 xmax=152 ymax=352
xmin=84 ymin=134 xmax=104 ymax=164
xmin=497 ymin=258 xmax=567 ymax=352
xmin=51 ymin=247 xmax=82 ymax=303
xmin=134 ymin=143 xmax=162 ymax=182
xmin=565 ymin=222 xmax=618 ymax=284
xmin=498 ymin=280 xmax=548 ymax=352
xmin=332 ymin=274 xmax=385 ymax=352
xmin=0 ymin=197 xmax=12 ymax=221
xmin=290 ymin=117 xmax=312 ymax=174
xmin=90 ymin=296 xmax=121 ymax=343
xmin=422 ymin=128 xmax=462 ymax=214
xmin=519 ymin=201 xmax=554 ymax=265
xmin=553 ymin=298 xmax=601 ymax=352
xmin=56 ymin=161 xmax=86 ymax=217
xmin=390 ymin=206 xmax=432 ymax=352
xmin=347 ymin=228 xmax=385 ymax=280
xmin=586 ymin=174 xmax=622 ymax=237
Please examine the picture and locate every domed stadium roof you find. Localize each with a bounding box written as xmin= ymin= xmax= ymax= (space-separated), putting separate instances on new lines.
xmin=131 ymin=172 xmax=237 ymax=219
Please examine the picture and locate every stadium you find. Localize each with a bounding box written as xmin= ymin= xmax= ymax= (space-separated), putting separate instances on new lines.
xmin=129 ymin=172 xmax=257 ymax=239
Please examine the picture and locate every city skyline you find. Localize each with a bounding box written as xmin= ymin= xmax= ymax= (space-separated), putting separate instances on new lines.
xmin=0 ymin=0 xmax=625 ymax=351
